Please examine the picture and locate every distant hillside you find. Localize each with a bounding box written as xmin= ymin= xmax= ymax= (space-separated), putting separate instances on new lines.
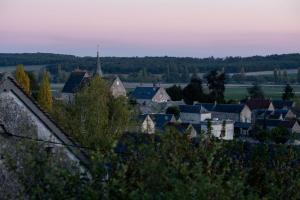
xmin=1 ymin=53 xmax=300 ymax=74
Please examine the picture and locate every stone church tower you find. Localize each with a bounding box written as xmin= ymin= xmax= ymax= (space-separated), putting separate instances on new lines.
xmin=96 ymin=45 xmax=103 ymax=76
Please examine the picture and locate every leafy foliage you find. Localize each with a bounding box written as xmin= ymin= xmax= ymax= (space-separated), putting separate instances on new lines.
xmin=53 ymin=75 xmax=130 ymax=151
xmin=247 ymin=83 xmax=265 ymax=99
xmin=15 ymin=64 xmax=30 ymax=94
xmin=183 ymin=74 xmax=206 ymax=104
xmin=166 ymin=106 xmax=180 ymax=118
xmin=282 ymin=84 xmax=295 ymax=100
xmin=37 ymin=71 xmax=53 ymax=112
xmin=7 ymin=128 xmax=300 ymax=199
xmin=206 ymin=70 xmax=226 ymax=103
xmin=166 ymin=85 xmax=183 ymax=101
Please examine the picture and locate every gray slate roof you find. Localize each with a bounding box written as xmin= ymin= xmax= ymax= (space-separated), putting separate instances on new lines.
xmin=179 ymin=105 xmax=208 ymax=113
xmin=195 ymin=103 xmax=246 ymax=114
xmin=139 ymin=114 xmax=174 ymax=129
xmin=234 ymin=122 xmax=252 ymax=129
xmin=62 ymin=71 xmax=88 ymax=93
xmin=150 ymin=114 xmax=174 ymax=129
xmin=132 ymin=87 xmax=160 ymax=100
xmin=272 ymin=100 xmax=294 ymax=110
xmin=0 ymin=74 xmax=90 ymax=168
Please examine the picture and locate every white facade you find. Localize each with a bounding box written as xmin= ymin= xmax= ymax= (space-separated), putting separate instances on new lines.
xmin=152 ymin=88 xmax=171 ymax=103
xmin=201 ymin=120 xmax=234 ymax=140
xmin=240 ymin=105 xmax=252 ymax=122
xmin=109 ymin=77 xmax=127 ymax=98
xmin=141 ymin=115 xmax=155 ymax=134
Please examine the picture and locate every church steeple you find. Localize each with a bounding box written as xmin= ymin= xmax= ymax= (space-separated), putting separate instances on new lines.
xmin=96 ymin=45 xmax=103 ymax=76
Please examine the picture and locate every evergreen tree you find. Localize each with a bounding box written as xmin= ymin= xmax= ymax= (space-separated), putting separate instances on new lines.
xmin=183 ymin=74 xmax=205 ymax=104
xmin=15 ymin=64 xmax=30 ymax=94
xmin=37 ymin=71 xmax=53 ymax=112
xmin=247 ymin=83 xmax=264 ymax=99
xmin=206 ymin=70 xmax=226 ymax=103
xmin=166 ymin=85 xmax=183 ymax=101
xmin=166 ymin=106 xmax=180 ymax=118
xmin=282 ymin=84 xmax=295 ymax=100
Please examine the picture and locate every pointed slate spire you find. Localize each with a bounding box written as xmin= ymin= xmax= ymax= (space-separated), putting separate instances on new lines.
xmin=96 ymin=45 xmax=103 ymax=76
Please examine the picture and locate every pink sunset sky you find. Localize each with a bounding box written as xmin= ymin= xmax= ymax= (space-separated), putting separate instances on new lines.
xmin=0 ymin=0 xmax=299 ymax=57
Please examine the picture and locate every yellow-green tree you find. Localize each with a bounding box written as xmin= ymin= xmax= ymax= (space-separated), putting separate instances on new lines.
xmin=37 ymin=71 xmax=52 ymax=112
xmin=15 ymin=64 xmax=30 ymax=94
xmin=66 ymin=75 xmax=130 ymax=151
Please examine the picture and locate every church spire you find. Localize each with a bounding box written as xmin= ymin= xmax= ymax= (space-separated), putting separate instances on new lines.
xmin=96 ymin=45 xmax=103 ymax=76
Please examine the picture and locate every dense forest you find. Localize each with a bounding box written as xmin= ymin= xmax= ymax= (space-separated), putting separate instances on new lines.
xmin=1 ymin=53 xmax=300 ymax=74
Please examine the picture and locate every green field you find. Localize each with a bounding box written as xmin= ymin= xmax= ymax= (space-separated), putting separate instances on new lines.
xmin=51 ymin=82 xmax=300 ymax=101
xmin=225 ymin=85 xmax=300 ymax=100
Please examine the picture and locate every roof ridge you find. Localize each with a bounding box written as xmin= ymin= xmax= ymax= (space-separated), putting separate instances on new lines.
xmin=5 ymin=76 xmax=90 ymax=165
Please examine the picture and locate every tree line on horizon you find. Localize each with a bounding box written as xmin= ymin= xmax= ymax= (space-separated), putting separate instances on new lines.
xmin=1 ymin=53 xmax=300 ymax=76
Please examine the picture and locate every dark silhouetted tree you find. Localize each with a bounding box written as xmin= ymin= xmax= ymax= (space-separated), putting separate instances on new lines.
xmin=206 ymin=70 xmax=226 ymax=103
xmin=282 ymin=84 xmax=295 ymax=100
xmin=247 ymin=83 xmax=264 ymax=99
xmin=166 ymin=106 xmax=180 ymax=118
xmin=182 ymin=74 xmax=205 ymax=105
xmin=166 ymin=85 xmax=183 ymax=101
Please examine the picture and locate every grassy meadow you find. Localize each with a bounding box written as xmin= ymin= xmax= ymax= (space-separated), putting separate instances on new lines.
xmin=224 ymin=85 xmax=300 ymax=100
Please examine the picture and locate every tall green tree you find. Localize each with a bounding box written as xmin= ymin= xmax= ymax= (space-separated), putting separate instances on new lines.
xmin=282 ymin=84 xmax=295 ymax=100
xmin=166 ymin=85 xmax=183 ymax=101
xmin=247 ymin=83 xmax=264 ymax=99
xmin=37 ymin=71 xmax=53 ymax=112
xmin=15 ymin=64 xmax=30 ymax=94
xmin=26 ymin=71 xmax=39 ymax=92
xmin=183 ymin=74 xmax=205 ymax=104
xmin=166 ymin=106 xmax=180 ymax=118
xmin=67 ymin=75 xmax=130 ymax=151
xmin=206 ymin=70 xmax=226 ymax=103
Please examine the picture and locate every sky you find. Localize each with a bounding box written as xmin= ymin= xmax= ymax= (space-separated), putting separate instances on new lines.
xmin=0 ymin=0 xmax=299 ymax=57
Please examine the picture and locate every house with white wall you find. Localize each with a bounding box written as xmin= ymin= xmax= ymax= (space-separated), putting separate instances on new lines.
xmin=131 ymin=86 xmax=170 ymax=105
xmin=199 ymin=119 xmax=234 ymax=140
xmin=179 ymin=105 xmax=211 ymax=124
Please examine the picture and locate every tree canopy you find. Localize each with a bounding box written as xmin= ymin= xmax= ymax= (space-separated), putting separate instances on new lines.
xmin=247 ymin=83 xmax=265 ymax=99
xmin=37 ymin=71 xmax=53 ymax=112
xmin=15 ymin=64 xmax=30 ymax=94
xmin=206 ymin=70 xmax=226 ymax=103
xmin=282 ymin=84 xmax=295 ymax=100
xmin=183 ymin=74 xmax=206 ymax=104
